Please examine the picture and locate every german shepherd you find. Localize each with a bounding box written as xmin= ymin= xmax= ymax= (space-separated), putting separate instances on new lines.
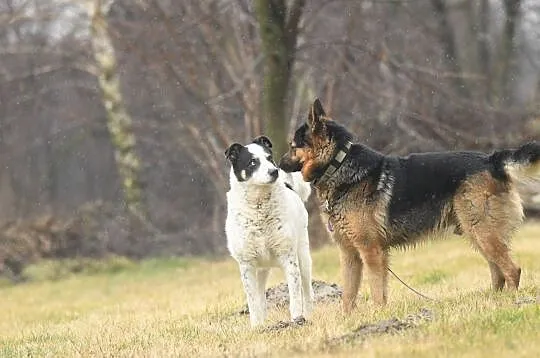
xmin=280 ymin=98 xmax=540 ymax=312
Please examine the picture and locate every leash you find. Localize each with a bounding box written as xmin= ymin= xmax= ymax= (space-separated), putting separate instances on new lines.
xmin=387 ymin=267 xmax=437 ymax=301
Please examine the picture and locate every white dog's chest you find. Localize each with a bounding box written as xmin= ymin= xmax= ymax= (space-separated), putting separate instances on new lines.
xmin=228 ymin=210 xmax=292 ymax=264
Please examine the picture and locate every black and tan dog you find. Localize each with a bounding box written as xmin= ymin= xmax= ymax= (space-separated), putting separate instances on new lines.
xmin=280 ymin=98 xmax=540 ymax=312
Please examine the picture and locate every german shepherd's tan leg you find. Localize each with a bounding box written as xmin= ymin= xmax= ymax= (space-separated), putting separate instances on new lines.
xmin=488 ymin=261 xmax=506 ymax=290
xmin=473 ymin=234 xmax=521 ymax=289
xmin=339 ymin=243 xmax=363 ymax=313
xmin=470 ymin=240 xmax=508 ymax=290
xmin=357 ymin=243 xmax=388 ymax=305
xmin=454 ymin=173 xmax=523 ymax=291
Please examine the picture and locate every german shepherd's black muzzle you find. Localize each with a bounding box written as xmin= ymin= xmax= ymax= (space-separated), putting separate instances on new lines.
xmin=279 ymin=152 xmax=303 ymax=173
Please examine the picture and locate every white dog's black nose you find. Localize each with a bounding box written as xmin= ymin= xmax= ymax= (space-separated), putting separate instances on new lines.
xmin=269 ymin=168 xmax=279 ymax=180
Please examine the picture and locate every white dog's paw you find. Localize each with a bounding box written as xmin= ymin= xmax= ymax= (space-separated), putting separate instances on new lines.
xmin=302 ymin=300 xmax=314 ymax=318
xmin=249 ymin=314 xmax=266 ymax=328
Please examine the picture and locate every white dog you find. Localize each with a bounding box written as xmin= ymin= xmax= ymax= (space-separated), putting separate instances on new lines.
xmin=225 ymin=136 xmax=314 ymax=327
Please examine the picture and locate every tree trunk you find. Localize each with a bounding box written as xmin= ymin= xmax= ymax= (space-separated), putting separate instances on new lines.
xmin=255 ymin=0 xmax=305 ymax=158
xmin=89 ymin=0 xmax=146 ymax=219
xmin=430 ymin=0 xmax=469 ymax=96
xmin=490 ymin=0 xmax=522 ymax=105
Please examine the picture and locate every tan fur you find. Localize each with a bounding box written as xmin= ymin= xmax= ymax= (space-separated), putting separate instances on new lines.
xmin=453 ymin=172 xmax=523 ymax=290
xmin=319 ymin=181 xmax=392 ymax=306
xmin=291 ymin=140 xmax=337 ymax=183
xmin=337 ymin=237 xmax=363 ymax=313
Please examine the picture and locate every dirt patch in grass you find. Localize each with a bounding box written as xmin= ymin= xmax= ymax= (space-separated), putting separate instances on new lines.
xmin=328 ymin=308 xmax=434 ymax=345
xmin=236 ymin=279 xmax=342 ymax=315
xmin=515 ymin=296 xmax=540 ymax=306
xmin=263 ymin=316 xmax=309 ymax=332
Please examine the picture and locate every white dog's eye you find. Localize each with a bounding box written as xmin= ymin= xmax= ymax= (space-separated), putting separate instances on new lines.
xmin=249 ymin=159 xmax=257 ymax=167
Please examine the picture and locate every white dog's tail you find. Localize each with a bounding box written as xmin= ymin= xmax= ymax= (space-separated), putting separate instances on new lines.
xmin=282 ymin=171 xmax=312 ymax=203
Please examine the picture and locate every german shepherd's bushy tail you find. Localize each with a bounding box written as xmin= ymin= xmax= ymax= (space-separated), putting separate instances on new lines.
xmin=491 ymin=141 xmax=540 ymax=182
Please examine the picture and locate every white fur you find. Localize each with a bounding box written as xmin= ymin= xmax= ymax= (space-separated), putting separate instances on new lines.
xmin=282 ymin=171 xmax=312 ymax=203
xmin=240 ymin=144 xmax=279 ymax=185
xmin=225 ymin=144 xmax=314 ymax=327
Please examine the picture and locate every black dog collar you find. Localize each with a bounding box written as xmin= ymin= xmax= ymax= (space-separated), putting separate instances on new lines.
xmin=313 ymin=141 xmax=353 ymax=186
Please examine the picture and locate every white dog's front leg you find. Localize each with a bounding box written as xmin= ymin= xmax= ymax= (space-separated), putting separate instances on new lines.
xmin=257 ymin=268 xmax=270 ymax=320
xmin=278 ymin=253 xmax=303 ymax=321
xmin=298 ymin=238 xmax=314 ymax=317
xmin=239 ymin=263 xmax=265 ymax=327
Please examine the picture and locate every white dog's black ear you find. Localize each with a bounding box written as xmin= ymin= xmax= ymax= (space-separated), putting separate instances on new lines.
xmin=252 ymin=135 xmax=273 ymax=149
xmin=225 ymin=143 xmax=243 ymax=163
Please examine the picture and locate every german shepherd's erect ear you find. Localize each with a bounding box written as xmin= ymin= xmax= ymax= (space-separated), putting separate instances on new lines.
xmin=307 ymin=98 xmax=328 ymax=133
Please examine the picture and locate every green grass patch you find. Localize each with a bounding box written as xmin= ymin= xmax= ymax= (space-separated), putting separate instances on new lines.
xmin=415 ymin=269 xmax=449 ymax=285
xmin=22 ymin=256 xmax=136 ymax=281
xmin=17 ymin=255 xmax=203 ymax=283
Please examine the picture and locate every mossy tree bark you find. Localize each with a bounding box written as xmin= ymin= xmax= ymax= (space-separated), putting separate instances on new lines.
xmin=255 ymin=0 xmax=305 ymax=158
xmin=89 ymin=0 xmax=146 ymax=219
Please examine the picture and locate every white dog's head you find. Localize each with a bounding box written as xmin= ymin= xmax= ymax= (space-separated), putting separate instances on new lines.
xmin=225 ymin=136 xmax=279 ymax=185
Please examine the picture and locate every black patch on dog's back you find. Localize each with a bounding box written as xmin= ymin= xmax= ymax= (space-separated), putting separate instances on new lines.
xmin=386 ymin=151 xmax=490 ymax=235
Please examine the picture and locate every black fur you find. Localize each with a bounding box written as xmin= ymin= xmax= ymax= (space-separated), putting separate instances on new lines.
xmin=225 ymin=143 xmax=243 ymax=162
xmin=385 ymin=151 xmax=489 ymax=238
xmin=280 ymin=158 xmax=303 ymax=173
xmin=292 ymin=123 xmax=309 ymax=146
xmin=225 ymin=143 xmax=261 ymax=182
xmin=252 ymin=135 xmax=273 ymax=150
xmin=489 ymin=142 xmax=540 ymax=180
xmin=312 ymin=98 xmax=326 ymax=118
xmin=512 ymin=142 xmax=540 ymax=163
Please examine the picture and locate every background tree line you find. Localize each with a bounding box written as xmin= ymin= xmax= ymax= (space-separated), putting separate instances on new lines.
xmin=1 ymin=0 xmax=539 ymax=277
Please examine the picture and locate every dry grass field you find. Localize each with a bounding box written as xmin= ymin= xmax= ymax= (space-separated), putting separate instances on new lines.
xmin=1 ymin=224 xmax=540 ymax=357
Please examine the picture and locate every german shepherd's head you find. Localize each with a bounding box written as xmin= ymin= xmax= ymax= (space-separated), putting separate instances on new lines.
xmin=279 ymin=99 xmax=353 ymax=182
